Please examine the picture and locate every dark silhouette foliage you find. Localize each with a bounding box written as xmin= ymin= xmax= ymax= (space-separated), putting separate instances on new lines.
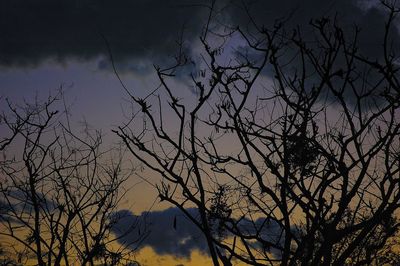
xmin=116 ymin=1 xmax=400 ymax=265
xmin=0 ymin=95 xmax=141 ymax=266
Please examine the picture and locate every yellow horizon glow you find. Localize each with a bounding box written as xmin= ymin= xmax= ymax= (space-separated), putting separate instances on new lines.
xmin=133 ymin=247 xmax=212 ymax=266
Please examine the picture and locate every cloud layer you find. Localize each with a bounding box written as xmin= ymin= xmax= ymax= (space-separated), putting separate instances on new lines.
xmin=1 ymin=0 xmax=396 ymax=73
xmin=111 ymin=207 xmax=208 ymax=258
xmin=0 ymin=0 xmax=207 ymax=71
xmin=229 ymin=0 xmax=397 ymax=61
xmin=111 ymin=207 xmax=287 ymax=259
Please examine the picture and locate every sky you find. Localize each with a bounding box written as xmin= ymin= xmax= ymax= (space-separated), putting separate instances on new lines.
xmin=0 ymin=0 xmax=395 ymax=264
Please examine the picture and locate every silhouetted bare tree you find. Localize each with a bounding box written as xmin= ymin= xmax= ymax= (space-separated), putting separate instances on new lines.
xmin=0 ymin=95 xmax=142 ymax=266
xmin=115 ymin=1 xmax=400 ymax=265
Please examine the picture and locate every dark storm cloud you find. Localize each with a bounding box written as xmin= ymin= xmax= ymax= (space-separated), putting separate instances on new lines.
xmin=225 ymin=0 xmax=399 ymax=104
xmin=0 ymin=0 xmax=207 ymax=71
xmin=228 ymin=0 xmax=397 ymax=60
xmin=1 ymin=0 xmax=397 ymax=77
xmin=111 ymin=207 xmax=208 ymax=258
